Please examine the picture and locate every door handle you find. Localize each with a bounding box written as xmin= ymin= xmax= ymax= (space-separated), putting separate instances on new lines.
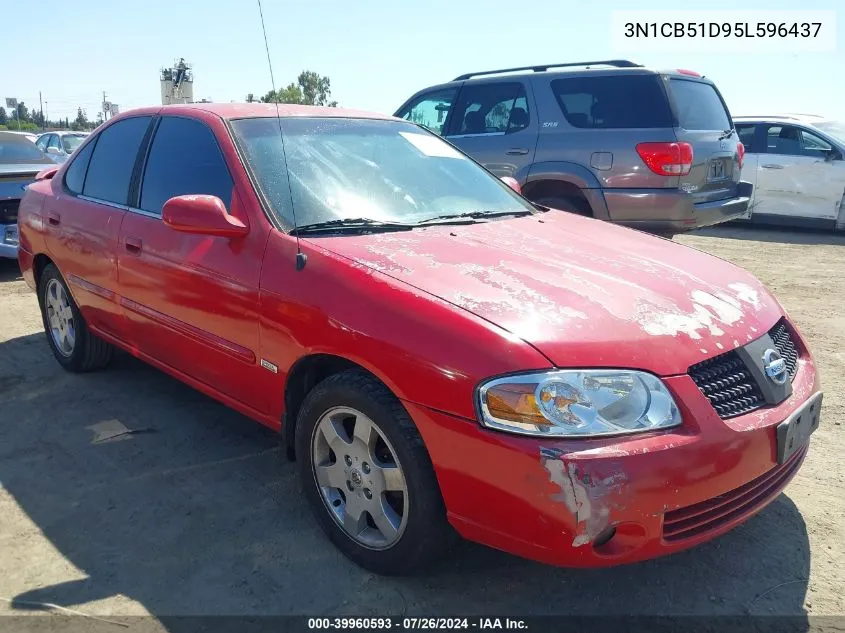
xmin=761 ymin=164 xmax=784 ymax=169
xmin=124 ymin=237 xmax=142 ymax=254
xmin=46 ymin=212 xmax=61 ymax=226
xmin=506 ymin=148 xmax=530 ymax=156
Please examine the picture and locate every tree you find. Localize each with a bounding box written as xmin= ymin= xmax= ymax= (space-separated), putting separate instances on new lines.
xmin=31 ymin=110 xmax=45 ymax=128
xmin=72 ymin=108 xmax=88 ymax=131
xmin=15 ymin=102 xmax=30 ymax=122
xmin=0 ymin=107 xmax=6 ymax=126
xmin=258 ymin=70 xmax=337 ymax=107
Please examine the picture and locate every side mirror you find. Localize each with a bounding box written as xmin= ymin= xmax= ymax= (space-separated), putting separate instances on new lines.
xmin=46 ymin=146 xmax=62 ymax=155
xmin=500 ymin=176 xmax=522 ymax=194
xmin=162 ymin=195 xmax=248 ymax=238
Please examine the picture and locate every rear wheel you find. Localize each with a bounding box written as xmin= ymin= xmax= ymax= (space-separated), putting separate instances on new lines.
xmin=295 ymin=369 xmax=457 ymax=575
xmin=38 ymin=264 xmax=113 ymax=372
xmin=533 ymin=195 xmax=591 ymax=216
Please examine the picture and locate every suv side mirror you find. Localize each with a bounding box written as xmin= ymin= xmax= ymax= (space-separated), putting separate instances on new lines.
xmin=162 ymin=195 xmax=249 ymax=238
xmin=46 ymin=146 xmax=62 ymax=155
xmin=500 ymin=176 xmax=522 ymax=194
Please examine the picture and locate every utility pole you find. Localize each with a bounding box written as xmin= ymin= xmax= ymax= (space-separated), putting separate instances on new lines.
xmin=39 ymin=91 xmax=44 ymax=131
xmin=45 ymin=101 xmax=48 ymax=127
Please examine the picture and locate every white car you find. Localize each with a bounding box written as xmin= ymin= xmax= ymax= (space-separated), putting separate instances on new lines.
xmin=733 ymin=114 xmax=845 ymax=232
xmin=34 ymin=131 xmax=89 ymax=163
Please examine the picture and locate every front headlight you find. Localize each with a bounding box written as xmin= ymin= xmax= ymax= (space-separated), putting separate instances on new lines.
xmin=476 ymin=370 xmax=681 ymax=437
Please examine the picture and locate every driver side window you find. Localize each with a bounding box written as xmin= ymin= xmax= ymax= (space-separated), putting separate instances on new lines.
xmin=399 ymin=89 xmax=457 ymax=136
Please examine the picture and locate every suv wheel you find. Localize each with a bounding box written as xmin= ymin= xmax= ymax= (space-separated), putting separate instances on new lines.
xmin=534 ymin=195 xmax=591 ymax=216
xmin=295 ymin=369 xmax=457 ymax=575
xmin=38 ymin=264 xmax=114 ymax=372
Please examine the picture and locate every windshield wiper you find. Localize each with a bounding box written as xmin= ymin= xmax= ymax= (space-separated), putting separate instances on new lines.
xmin=718 ymin=129 xmax=734 ymax=140
xmin=417 ymin=209 xmax=534 ymax=225
xmin=290 ymin=218 xmax=414 ymax=236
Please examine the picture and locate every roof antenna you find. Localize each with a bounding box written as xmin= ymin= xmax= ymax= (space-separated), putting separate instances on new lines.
xmin=256 ymin=0 xmax=306 ymax=271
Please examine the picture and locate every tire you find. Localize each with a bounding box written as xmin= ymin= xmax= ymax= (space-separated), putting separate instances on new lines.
xmin=38 ymin=264 xmax=113 ymax=372
xmin=295 ymin=369 xmax=457 ymax=575
xmin=533 ymin=195 xmax=591 ymax=216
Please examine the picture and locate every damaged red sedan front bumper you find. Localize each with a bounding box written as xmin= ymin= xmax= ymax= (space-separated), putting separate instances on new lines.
xmin=407 ymin=357 xmax=819 ymax=568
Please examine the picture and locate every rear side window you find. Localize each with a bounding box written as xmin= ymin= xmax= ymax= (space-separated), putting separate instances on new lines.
xmin=64 ymin=140 xmax=96 ymax=194
xmin=399 ymin=88 xmax=457 ymax=136
xmin=668 ymin=79 xmax=731 ymax=131
xmin=139 ymin=116 xmax=234 ymax=215
xmin=551 ymin=75 xmax=672 ymax=129
xmin=449 ymin=82 xmax=530 ymax=135
xmin=83 ymin=116 xmax=152 ymax=205
xmin=735 ymin=124 xmax=758 ymax=153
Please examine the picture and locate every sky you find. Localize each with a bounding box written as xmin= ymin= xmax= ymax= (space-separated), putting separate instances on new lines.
xmin=1 ymin=0 xmax=842 ymax=122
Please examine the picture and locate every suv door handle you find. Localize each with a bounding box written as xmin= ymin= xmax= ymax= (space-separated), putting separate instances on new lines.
xmin=761 ymin=164 xmax=784 ymax=169
xmin=506 ymin=148 xmax=530 ymax=155
xmin=46 ymin=212 xmax=61 ymax=226
xmin=124 ymin=237 xmax=142 ymax=254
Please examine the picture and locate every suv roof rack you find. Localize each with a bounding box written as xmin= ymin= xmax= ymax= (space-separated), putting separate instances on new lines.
xmin=734 ymin=114 xmax=823 ymax=121
xmin=453 ymin=60 xmax=643 ymax=81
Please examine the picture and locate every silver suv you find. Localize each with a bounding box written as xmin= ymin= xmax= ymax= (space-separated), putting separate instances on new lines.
xmin=395 ymin=60 xmax=752 ymax=235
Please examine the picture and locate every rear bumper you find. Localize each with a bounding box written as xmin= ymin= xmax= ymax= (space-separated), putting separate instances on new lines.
xmin=604 ymin=181 xmax=752 ymax=234
xmin=0 ymin=223 xmax=18 ymax=259
xmin=408 ymin=351 xmax=818 ymax=568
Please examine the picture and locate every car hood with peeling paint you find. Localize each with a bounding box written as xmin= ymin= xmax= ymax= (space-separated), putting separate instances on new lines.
xmin=311 ymin=212 xmax=785 ymax=376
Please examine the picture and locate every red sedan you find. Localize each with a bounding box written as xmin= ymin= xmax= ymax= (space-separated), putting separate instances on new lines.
xmin=17 ymin=104 xmax=822 ymax=575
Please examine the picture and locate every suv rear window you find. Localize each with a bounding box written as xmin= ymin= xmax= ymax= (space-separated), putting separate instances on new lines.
xmin=550 ymin=75 xmax=672 ymax=129
xmin=668 ymin=79 xmax=731 ymax=131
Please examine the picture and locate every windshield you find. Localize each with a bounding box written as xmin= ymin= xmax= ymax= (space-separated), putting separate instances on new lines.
xmin=0 ymin=133 xmax=53 ymax=164
xmin=814 ymin=121 xmax=845 ymax=146
xmin=61 ymin=134 xmax=86 ymax=154
xmin=230 ymin=117 xmax=532 ymax=229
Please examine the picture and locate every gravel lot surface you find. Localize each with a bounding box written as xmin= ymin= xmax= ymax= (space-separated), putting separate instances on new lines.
xmin=0 ymin=225 xmax=843 ymax=627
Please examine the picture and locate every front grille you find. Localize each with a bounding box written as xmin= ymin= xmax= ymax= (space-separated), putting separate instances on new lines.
xmin=689 ymin=319 xmax=801 ymax=419
xmin=0 ymin=200 xmax=19 ymax=225
xmin=689 ymin=352 xmax=765 ymax=418
xmin=770 ymin=320 xmax=799 ymax=379
xmin=662 ymin=445 xmax=806 ymax=542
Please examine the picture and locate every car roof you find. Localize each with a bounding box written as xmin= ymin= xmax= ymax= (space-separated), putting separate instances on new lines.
xmin=112 ymin=102 xmax=400 ymax=122
xmin=733 ymin=114 xmax=831 ymax=125
xmin=443 ymin=61 xmax=712 ymax=85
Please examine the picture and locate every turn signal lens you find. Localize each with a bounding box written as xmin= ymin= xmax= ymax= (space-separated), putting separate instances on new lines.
xmin=737 ymin=142 xmax=746 ymax=169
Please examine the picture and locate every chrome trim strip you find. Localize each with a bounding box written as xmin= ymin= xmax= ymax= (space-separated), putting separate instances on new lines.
xmin=127 ymin=206 xmax=161 ymax=219
xmin=77 ymin=195 xmax=128 ymax=211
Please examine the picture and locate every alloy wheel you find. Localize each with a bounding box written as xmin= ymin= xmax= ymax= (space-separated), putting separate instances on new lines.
xmin=311 ymin=406 xmax=409 ymax=549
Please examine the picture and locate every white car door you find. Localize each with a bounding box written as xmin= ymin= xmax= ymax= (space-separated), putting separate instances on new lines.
xmin=754 ymin=124 xmax=845 ymax=223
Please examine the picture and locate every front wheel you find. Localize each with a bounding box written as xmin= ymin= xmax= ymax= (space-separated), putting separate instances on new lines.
xmin=295 ymin=369 xmax=457 ymax=575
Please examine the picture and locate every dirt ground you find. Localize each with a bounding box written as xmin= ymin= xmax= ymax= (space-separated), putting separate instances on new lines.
xmin=0 ymin=225 xmax=843 ymax=625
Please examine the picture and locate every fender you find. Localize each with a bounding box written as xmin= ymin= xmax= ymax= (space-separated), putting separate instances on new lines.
xmin=518 ymin=161 xmax=611 ymax=221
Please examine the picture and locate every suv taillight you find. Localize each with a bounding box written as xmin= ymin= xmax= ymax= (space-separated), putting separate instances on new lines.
xmin=636 ymin=142 xmax=693 ymax=176
xmin=737 ymin=142 xmax=745 ymax=169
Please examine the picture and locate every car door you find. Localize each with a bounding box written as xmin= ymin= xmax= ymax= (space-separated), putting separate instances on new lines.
xmin=42 ymin=116 xmax=154 ymax=343
xmin=754 ymin=124 xmax=845 ymax=223
xmin=117 ymin=113 xmax=269 ymax=413
xmin=46 ymin=134 xmax=68 ymax=163
xmin=444 ymin=80 xmax=538 ymax=180
xmin=735 ymin=123 xmax=761 ymax=216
